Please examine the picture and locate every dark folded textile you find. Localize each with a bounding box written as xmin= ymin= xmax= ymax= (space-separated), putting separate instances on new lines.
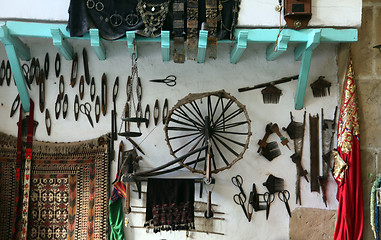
xmin=145 ymin=178 xmax=195 ymax=233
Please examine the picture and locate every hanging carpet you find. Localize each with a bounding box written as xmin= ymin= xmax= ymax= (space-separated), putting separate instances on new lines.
xmin=0 ymin=132 xmax=109 ymax=240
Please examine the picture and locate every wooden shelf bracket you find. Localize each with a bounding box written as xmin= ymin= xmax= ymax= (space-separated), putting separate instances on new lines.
xmin=90 ymin=29 xmax=106 ymax=60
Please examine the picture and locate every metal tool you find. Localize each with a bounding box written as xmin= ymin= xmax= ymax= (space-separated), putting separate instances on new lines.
xmin=101 ymin=73 xmax=107 ymax=116
xmin=44 ymin=53 xmax=49 ymax=80
xmin=58 ymin=76 xmax=65 ymax=100
xmin=0 ymin=60 xmax=5 ymax=86
xmin=62 ymin=94 xmax=68 ymax=119
xmin=10 ymin=95 xmax=20 ymax=118
xmin=309 ymin=113 xmax=320 ymax=192
xmin=39 ymin=70 xmax=45 ymax=113
xmin=154 ymin=99 xmax=159 ymax=126
xmin=112 ymin=77 xmax=119 ymax=140
xmin=83 ymin=48 xmax=90 ymax=84
xmin=263 ymin=192 xmax=275 ymax=220
xmin=231 ymin=175 xmax=246 ymax=200
xmin=162 ymin=98 xmax=168 ymax=124
xmin=238 ymin=75 xmax=298 ymax=93
xmin=278 ymin=190 xmax=291 ymax=217
xmin=144 ymin=104 xmax=150 ymax=128
xmin=55 ymin=53 xmax=61 ymax=78
xmin=74 ymin=95 xmax=79 ymax=121
xmin=45 ymin=109 xmax=51 ymax=136
xmin=79 ymin=75 xmax=85 ymax=100
xmin=90 ymin=77 xmax=95 ymax=102
xmin=55 ymin=95 xmax=61 ymax=119
xmin=149 ymin=75 xmax=177 ymax=87
xmin=70 ymin=53 xmax=78 ymax=87
xmin=5 ymin=60 xmax=11 ymax=86
xmin=80 ymin=102 xmax=94 ymax=128
xmin=22 ymin=63 xmax=31 ymax=89
xmin=95 ymin=96 xmax=100 ymax=123
xmin=233 ymin=192 xmax=248 ymax=219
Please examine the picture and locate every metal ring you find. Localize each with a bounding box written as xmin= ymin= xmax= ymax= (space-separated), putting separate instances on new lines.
xmin=96 ymin=1 xmax=104 ymax=11
xmin=110 ymin=13 xmax=123 ymax=27
xmin=125 ymin=13 xmax=139 ymax=27
xmin=86 ymin=0 xmax=95 ymax=9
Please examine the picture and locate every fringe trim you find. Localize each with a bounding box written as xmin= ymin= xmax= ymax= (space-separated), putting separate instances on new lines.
xmin=0 ymin=132 xmax=109 ymax=155
xmin=144 ymin=219 xmax=195 ymax=233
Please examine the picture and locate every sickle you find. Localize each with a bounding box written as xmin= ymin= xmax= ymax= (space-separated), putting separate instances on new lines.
xmin=90 ymin=77 xmax=96 ymax=102
xmin=45 ymin=109 xmax=51 ymax=136
xmin=44 ymin=52 xmax=49 ymax=80
xmin=5 ymin=60 xmax=11 ymax=86
xmin=55 ymin=53 xmax=61 ymax=78
xmin=34 ymin=58 xmax=40 ymax=85
xmin=39 ymin=69 xmax=45 ymax=113
xmin=101 ymin=73 xmax=107 ymax=116
xmin=0 ymin=60 xmax=5 ymax=86
xmin=58 ymin=75 xmax=65 ymax=100
xmin=95 ymin=96 xmax=100 ymax=123
xmin=83 ymin=48 xmax=90 ymax=85
xmin=62 ymin=94 xmax=68 ymax=119
xmin=144 ymin=104 xmax=150 ymax=128
xmin=55 ymin=94 xmax=61 ymax=119
xmin=79 ymin=75 xmax=85 ymax=100
xmin=29 ymin=58 xmax=35 ymax=84
xmin=154 ymin=99 xmax=159 ymax=126
xmin=70 ymin=53 xmax=78 ymax=87
xmin=10 ymin=95 xmax=20 ymax=118
xmin=74 ymin=95 xmax=79 ymax=121
xmin=162 ymin=98 xmax=168 ymax=124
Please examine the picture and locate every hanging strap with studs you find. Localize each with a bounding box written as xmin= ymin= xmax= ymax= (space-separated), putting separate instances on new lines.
xmin=17 ymin=100 xmax=35 ymax=240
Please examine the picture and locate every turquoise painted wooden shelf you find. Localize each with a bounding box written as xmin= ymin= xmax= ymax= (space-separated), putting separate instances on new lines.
xmin=0 ymin=21 xmax=357 ymax=111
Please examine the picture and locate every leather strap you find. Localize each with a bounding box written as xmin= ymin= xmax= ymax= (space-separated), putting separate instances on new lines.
xmin=17 ymin=100 xmax=35 ymax=240
xmin=187 ymin=0 xmax=198 ymax=60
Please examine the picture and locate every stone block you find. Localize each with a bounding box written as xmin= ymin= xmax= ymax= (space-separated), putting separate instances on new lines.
xmin=289 ymin=208 xmax=336 ymax=240
xmin=351 ymin=7 xmax=374 ymax=78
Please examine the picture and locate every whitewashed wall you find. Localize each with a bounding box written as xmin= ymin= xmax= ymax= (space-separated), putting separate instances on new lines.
xmin=0 ymin=38 xmax=340 ymax=239
xmin=0 ymin=0 xmax=362 ymax=27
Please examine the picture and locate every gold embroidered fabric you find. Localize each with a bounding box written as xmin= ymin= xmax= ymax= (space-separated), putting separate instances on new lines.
xmin=332 ymin=150 xmax=348 ymax=183
xmin=337 ymin=59 xmax=360 ymax=154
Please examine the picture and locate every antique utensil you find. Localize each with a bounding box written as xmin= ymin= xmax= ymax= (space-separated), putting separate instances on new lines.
xmin=79 ymin=75 xmax=85 ymax=100
xmin=74 ymin=95 xmax=79 ymax=121
xmin=144 ymin=104 xmax=150 ymax=128
xmin=233 ymin=192 xmax=249 ymax=220
xmin=62 ymin=94 xmax=68 ymax=119
xmin=278 ymin=190 xmax=291 ymax=217
xmin=6 ymin=60 xmax=11 ymax=86
xmin=95 ymin=96 xmax=100 ymax=123
xmin=238 ymin=75 xmax=298 ymax=93
xmin=101 ymin=73 xmax=107 ymax=116
xmin=154 ymin=99 xmax=159 ymax=126
xmin=45 ymin=109 xmax=51 ymax=136
xmin=10 ymin=95 xmax=20 ymax=118
xmin=149 ymin=75 xmax=177 ymax=87
xmin=55 ymin=53 xmax=61 ymax=78
xmin=83 ymin=48 xmax=90 ymax=84
xmin=55 ymin=94 xmax=61 ymax=119
xmin=90 ymin=77 xmax=96 ymax=102
xmin=80 ymin=102 xmax=94 ymax=128
xmin=58 ymin=76 xmax=65 ymax=100
xmin=263 ymin=192 xmax=275 ymax=220
xmin=263 ymin=174 xmax=284 ymax=194
xmin=310 ymin=76 xmax=331 ymax=97
xmin=0 ymin=60 xmax=5 ymax=86
xmin=44 ymin=52 xmax=49 ymax=80
xmin=70 ymin=53 xmax=78 ymax=87
xmin=162 ymin=98 xmax=168 ymax=124
xmin=231 ymin=175 xmax=246 ymax=199
xmin=39 ymin=69 xmax=45 ymax=113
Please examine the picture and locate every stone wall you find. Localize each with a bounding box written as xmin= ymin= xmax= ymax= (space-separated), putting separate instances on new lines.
xmin=348 ymin=1 xmax=380 ymax=239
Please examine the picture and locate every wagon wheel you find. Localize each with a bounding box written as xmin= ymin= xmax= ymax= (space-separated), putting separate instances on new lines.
xmin=164 ymin=90 xmax=252 ymax=175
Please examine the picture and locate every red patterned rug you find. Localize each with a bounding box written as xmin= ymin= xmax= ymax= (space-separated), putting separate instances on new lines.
xmin=0 ymin=133 xmax=109 ymax=240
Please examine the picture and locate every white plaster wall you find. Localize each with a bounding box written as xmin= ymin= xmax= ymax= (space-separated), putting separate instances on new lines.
xmin=0 ymin=0 xmax=361 ymax=27
xmin=0 ymin=38 xmax=340 ymax=239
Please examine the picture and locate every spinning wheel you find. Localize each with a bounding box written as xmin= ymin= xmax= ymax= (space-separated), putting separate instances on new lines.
xmin=164 ymin=90 xmax=252 ymax=175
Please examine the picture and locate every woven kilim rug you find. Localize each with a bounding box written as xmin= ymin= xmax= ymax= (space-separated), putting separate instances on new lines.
xmin=0 ymin=133 xmax=109 ymax=240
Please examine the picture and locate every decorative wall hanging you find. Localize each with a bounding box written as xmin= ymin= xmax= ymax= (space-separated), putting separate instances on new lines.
xmin=0 ymin=133 xmax=110 ymax=239
xmin=68 ymin=0 xmax=144 ymax=40
xmin=137 ymin=0 xmax=170 ymax=38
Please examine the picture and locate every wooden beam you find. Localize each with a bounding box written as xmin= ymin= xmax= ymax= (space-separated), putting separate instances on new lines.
xmin=51 ymin=28 xmax=74 ymax=60
xmin=90 ymin=29 xmax=106 ymax=60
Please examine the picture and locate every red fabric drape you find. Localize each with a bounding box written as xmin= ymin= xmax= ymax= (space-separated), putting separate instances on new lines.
xmin=333 ymin=58 xmax=363 ymax=240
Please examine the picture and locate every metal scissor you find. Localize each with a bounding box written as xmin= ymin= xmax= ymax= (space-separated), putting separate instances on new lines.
xmin=149 ymin=75 xmax=176 ymax=87
xmin=80 ymin=102 xmax=94 ymax=128
xmin=263 ymin=192 xmax=275 ymax=220
xmin=233 ymin=192 xmax=248 ymax=219
xmin=231 ymin=175 xmax=246 ymax=199
xmin=278 ymin=190 xmax=291 ymax=217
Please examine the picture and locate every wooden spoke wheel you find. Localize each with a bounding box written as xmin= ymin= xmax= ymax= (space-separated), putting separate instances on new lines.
xmin=164 ymin=90 xmax=252 ymax=174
